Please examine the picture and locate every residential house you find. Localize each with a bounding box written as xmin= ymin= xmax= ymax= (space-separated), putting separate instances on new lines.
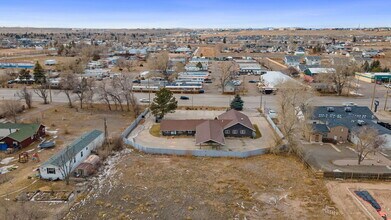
xmin=0 ymin=123 xmax=45 ymax=150
xmin=284 ymin=56 xmax=301 ymax=67
xmin=304 ymin=68 xmax=336 ymax=76
xmin=160 ymin=109 xmax=256 ymax=146
xmin=305 ymin=56 xmax=321 ymax=66
xmin=39 ymin=130 xmax=104 ymax=180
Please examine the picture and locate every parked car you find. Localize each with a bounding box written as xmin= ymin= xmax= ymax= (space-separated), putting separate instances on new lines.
xmin=343 ymin=102 xmax=357 ymax=106
xmin=268 ymin=109 xmax=278 ymax=119
xmin=139 ymin=98 xmax=150 ymax=103
xmin=248 ymin=80 xmax=258 ymax=83
xmin=132 ymin=79 xmax=141 ymax=84
xmin=384 ymin=84 xmax=391 ymax=89
xmin=180 ymin=96 xmax=189 ymax=100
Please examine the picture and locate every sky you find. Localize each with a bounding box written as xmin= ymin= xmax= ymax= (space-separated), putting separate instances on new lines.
xmin=0 ymin=0 xmax=391 ymax=29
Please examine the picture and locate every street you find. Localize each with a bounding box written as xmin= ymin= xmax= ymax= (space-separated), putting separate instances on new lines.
xmin=0 ymin=88 xmax=388 ymax=111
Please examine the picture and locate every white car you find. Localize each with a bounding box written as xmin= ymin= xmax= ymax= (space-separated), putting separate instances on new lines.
xmin=343 ymin=102 xmax=357 ymax=107
xmin=268 ymin=109 xmax=278 ymax=119
xmin=384 ymin=84 xmax=391 ymax=89
xmin=139 ymin=98 xmax=150 ymax=103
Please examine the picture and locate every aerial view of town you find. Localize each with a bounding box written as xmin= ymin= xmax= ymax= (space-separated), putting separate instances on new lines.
xmin=0 ymin=0 xmax=391 ymax=219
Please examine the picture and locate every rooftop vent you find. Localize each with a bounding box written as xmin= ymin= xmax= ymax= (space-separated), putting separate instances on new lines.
xmin=327 ymin=107 xmax=334 ymax=112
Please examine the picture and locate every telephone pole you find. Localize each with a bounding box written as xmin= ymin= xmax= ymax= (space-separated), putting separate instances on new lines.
xmin=370 ymin=81 xmax=377 ymax=111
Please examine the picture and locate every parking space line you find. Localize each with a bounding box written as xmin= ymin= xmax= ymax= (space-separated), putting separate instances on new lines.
xmin=329 ymin=144 xmax=341 ymax=152
xmin=347 ymin=147 xmax=358 ymax=153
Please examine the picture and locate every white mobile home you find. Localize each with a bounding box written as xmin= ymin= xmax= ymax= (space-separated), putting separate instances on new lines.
xmin=39 ymin=130 xmax=104 ymax=180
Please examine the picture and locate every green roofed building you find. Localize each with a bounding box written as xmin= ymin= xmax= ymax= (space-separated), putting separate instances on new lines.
xmin=0 ymin=123 xmax=45 ymax=150
xmin=39 ymin=130 xmax=104 ymax=180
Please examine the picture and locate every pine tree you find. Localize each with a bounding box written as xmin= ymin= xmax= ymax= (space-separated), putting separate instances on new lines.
xmin=33 ymin=61 xmax=45 ymax=83
xmin=196 ymin=62 xmax=203 ymax=69
xmin=19 ymin=69 xmax=31 ymax=80
xmin=362 ymin=61 xmax=370 ymax=72
xmin=150 ymin=88 xmax=178 ymax=120
xmin=230 ymin=94 xmax=244 ymax=111
xmin=223 ymin=37 xmax=226 ymax=44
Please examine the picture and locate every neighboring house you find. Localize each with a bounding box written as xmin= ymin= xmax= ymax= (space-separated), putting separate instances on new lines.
xmin=160 ymin=109 xmax=256 ymax=146
xmin=0 ymin=123 xmax=45 ymax=150
xmin=351 ymin=56 xmax=372 ymax=66
xmin=284 ymin=55 xmax=301 ymax=67
xmin=308 ymin=106 xmax=391 ymax=147
xmin=39 ymin=130 xmax=104 ymax=180
xmin=304 ymin=68 xmax=335 ymax=76
xmin=305 ymin=56 xmax=321 ymax=65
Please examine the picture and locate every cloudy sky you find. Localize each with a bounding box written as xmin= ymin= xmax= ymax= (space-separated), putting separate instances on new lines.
xmin=1 ymin=0 xmax=390 ymax=28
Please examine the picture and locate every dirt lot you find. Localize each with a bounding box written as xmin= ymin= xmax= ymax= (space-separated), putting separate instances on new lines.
xmin=0 ymin=103 xmax=136 ymax=219
xmin=65 ymin=152 xmax=341 ymax=220
xmin=327 ymin=181 xmax=391 ymax=220
xmin=196 ymin=46 xmax=218 ymax=58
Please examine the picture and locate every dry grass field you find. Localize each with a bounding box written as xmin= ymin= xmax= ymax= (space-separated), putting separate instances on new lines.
xmin=65 ymin=152 xmax=341 ymax=219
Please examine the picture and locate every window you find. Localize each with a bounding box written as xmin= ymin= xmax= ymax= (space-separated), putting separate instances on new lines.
xmin=81 ymin=151 xmax=83 ymax=157
xmin=224 ymin=130 xmax=230 ymax=134
xmin=74 ymin=157 xmax=76 ymax=163
xmin=232 ymin=130 xmax=238 ymax=134
xmin=47 ymin=168 xmax=56 ymax=174
xmin=240 ymin=130 xmax=246 ymax=134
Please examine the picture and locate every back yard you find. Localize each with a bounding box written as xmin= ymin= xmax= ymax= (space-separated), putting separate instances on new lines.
xmin=65 ymin=152 xmax=341 ymax=219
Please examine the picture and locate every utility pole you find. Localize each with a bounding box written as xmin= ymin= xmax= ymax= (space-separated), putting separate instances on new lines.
xmin=370 ymin=81 xmax=377 ymax=111
xmin=384 ymin=78 xmax=390 ymax=111
xmin=148 ymin=78 xmax=151 ymax=106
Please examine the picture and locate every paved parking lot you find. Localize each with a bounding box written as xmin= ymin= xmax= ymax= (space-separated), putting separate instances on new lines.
xmin=298 ymin=142 xmax=391 ymax=173
xmin=129 ymin=110 xmax=275 ymax=152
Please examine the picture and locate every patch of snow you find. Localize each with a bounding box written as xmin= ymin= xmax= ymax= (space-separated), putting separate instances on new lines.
xmin=0 ymin=157 xmax=15 ymax=165
xmin=0 ymin=165 xmax=18 ymax=174
xmin=46 ymin=130 xmax=58 ymax=135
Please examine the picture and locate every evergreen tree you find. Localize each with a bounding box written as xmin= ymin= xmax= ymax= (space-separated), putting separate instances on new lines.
xmin=223 ymin=37 xmax=227 ymax=44
xmin=150 ymin=88 xmax=178 ymax=119
xmin=361 ymin=61 xmax=370 ymax=72
xmin=196 ymin=62 xmax=203 ymax=69
xmin=230 ymin=94 xmax=244 ymax=111
xmin=19 ymin=69 xmax=31 ymax=80
xmin=33 ymin=61 xmax=45 ymax=83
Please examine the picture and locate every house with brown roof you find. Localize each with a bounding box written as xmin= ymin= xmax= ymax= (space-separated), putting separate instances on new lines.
xmin=160 ymin=109 xmax=255 ymax=146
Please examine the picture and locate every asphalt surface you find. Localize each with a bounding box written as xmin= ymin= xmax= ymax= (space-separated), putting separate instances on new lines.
xmin=0 ymin=88 xmax=388 ymax=111
xmin=298 ymin=142 xmax=391 ymax=173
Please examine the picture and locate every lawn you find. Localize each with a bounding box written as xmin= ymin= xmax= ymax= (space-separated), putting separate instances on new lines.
xmin=149 ymin=123 xmax=161 ymax=137
xmin=253 ymin=124 xmax=262 ymax=139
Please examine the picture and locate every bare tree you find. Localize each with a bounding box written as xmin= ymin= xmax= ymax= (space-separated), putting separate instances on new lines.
xmin=352 ymin=126 xmax=386 ymax=165
xmin=59 ymin=72 xmax=77 ymax=108
xmin=117 ymin=75 xmax=134 ymax=111
xmin=117 ymin=57 xmax=138 ymax=72
xmin=33 ymin=82 xmax=50 ymax=104
xmin=97 ymin=80 xmax=112 ymax=111
xmin=75 ymin=78 xmax=95 ymax=109
xmin=4 ymin=100 xmax=22 ymax=123
xmin=214 ymin=61 xmax=236 ymax=93
xmin=107 ymin=78 xmax=124 ymax=111
xmin=58 ymin=145 xmax=75 ymax=185
xmin=276 ymin=81 xmax=312 ymax=153
xmin=147 ymin=51 xmax=170 ymax=78
xmin=129 ymin=92 xmax=141 ymax=116
xmin=17 ymin=87 xmax=33 ymax=109
xmin=317 ymin=65 xmax=358 ymax=96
